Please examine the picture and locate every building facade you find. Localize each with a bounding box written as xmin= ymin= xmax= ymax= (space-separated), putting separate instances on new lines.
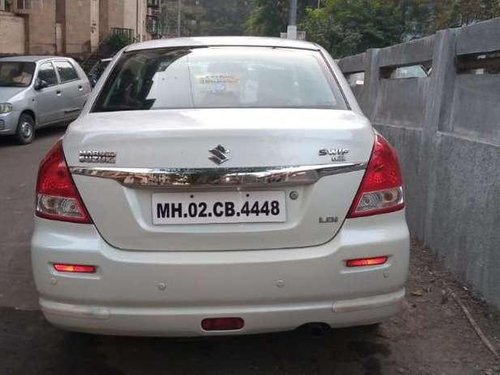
xmin=0 ymin=0 xmax=161 ymax=57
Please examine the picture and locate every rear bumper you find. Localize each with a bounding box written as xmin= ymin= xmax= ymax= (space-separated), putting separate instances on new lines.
xmin=40 ymin=289 xmax=404 ymax=336
xmin=31 ymin=211 xmax=410 ymax=336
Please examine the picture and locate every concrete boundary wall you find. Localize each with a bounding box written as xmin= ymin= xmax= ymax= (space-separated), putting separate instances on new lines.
xmin=337 ymin=52 xmax=366 ymax=74
xmin=377 ymin=35 xmax=435 ymax=68
xmin=338 ymin=18 xmax=500 ymax=308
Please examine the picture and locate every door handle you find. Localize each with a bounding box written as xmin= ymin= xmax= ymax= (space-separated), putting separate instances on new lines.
xmin=78 ymin=85 xmax=83 ymax=91
xmin=56 ymin=90 xmax=62 ymax=95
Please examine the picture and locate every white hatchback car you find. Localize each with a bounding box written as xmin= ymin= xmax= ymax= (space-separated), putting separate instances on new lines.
xmin=31 ymin=37 xmax=409 ymax=336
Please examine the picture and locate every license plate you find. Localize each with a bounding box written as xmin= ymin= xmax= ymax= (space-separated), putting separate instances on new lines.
xmin=152 ymin=191 xmax=286 ymax=225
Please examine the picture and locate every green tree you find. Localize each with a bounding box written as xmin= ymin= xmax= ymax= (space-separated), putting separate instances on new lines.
xmin=429 ymin=0 xmax=500 ymax=31
xmin=302 ymin=0 xmax=405 ymax=57
xmin=198 ymin=0 xmax=253 ymax=35
xmin=244 ymin=0 xmax=318 ymax=36
xmin=300 ymin=7 xmax=337 ymax=50
xmin=245 ymin=0 xmax=289 ymax=36
xmin=161 ymin=0 xmax=253 ymax=37
xmin=399 ymin=0 xmax=433 ymax=39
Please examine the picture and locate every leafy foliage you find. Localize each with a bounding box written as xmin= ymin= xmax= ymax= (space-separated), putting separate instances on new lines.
xmin=244 ymin=0 xmax=319 ymax=36
xmin=245 ymin=0 xmax=290 ymax=36
xmin=161 ymin=0 xmax=252 ymax=37
xmin=399 ymin=0 xmax=434 ymax=39
xmin=199 ymin=0 xmax=253 ymax=35
xmin=107 ymin=33 xmax=136 ymax=53
xmin=302 ymin=0 xmax=405 ymax=57
xmin=428 ymin=0 xmax=500 ymax=30
xmin=301 ymin=0 xmax=500 ymax=57
xmin=158 ymin=0 xmax=500 ymax=58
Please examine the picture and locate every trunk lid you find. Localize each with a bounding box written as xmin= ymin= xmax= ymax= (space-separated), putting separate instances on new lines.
xmin=64 ymin=108 xmax=373 ymax=251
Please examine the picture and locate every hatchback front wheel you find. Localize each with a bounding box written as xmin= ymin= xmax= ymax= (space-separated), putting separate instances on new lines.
xmin=15 ymin=113 xmax=35 ymax=145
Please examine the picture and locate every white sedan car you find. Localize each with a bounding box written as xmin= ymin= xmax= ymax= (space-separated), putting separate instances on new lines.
xmin=31 ymin=37 xmax=409 ymax=336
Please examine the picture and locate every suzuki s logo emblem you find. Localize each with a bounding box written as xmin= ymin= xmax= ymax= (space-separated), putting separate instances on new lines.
xmin=209 ymin=144 xmax=230 ymax=165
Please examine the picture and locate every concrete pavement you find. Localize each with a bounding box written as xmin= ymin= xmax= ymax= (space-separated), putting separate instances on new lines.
xmin=0 ymin=127 xmax=498 ymax=375
xmin=0 ymin=127 xmax=63 ymax=311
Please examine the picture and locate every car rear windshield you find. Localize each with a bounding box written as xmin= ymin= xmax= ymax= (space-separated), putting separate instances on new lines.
xmin=0 ymin=62 xmax=36 ymax=88
xmin=92 ymin=47 xmax=347 ymax=112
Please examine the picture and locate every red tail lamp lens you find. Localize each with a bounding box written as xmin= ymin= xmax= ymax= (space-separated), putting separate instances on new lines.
xmin=36 ymin=140 xmax=91 ymax=223
xmin=348 ymin=134 xmax=404 ymax=218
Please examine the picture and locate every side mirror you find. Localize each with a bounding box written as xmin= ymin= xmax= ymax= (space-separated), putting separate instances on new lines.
xmin=88 ymin=74 xmax=98 ymax=88
xmin=34 ymin=78 xmax=49 ymax=90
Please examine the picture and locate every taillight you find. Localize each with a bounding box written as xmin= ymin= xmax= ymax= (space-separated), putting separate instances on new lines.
xmin=348 ymin=134 xmax=404 ymax=218
xmin=36 ymin=140 xmax=91 ymax=223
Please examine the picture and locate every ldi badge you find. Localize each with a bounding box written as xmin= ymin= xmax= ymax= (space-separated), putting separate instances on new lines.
xmin=318 ymin=148 xmax=349 ymax=162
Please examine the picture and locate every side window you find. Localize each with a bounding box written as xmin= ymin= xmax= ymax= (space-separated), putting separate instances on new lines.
xmin=54 ymin=61 xmax=79 ymax=82
xmin=38 ymin=63 xmax=58 ymax=86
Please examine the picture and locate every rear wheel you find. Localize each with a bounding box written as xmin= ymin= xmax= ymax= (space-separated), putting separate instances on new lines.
xmin=15 ymin=113 xmax=35 ymax=145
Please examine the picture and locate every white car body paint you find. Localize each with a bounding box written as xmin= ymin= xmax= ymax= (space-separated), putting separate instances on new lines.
xmin=31 ymin=37 xmax=409 ymax=336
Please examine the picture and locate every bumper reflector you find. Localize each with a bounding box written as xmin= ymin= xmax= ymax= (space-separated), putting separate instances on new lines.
xmin=201 ymin=317 xmax=244 ymax=331
xmin=53 ymin=264 xmax=96 ymax=273
xmin=346 ymin=256 xmax=388 ymax=268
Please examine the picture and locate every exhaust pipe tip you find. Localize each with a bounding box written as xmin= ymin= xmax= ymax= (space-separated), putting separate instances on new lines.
xmin=297 ymin=323 xmax=332 ymax=337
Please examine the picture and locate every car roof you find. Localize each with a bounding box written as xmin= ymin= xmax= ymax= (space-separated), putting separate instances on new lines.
xmin=0 ymin=56 xmax=73 ymax=63
xmin=125 ymin=36 xmax=320 ymax=53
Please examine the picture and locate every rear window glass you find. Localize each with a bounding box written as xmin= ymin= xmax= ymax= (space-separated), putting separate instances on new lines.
xmin=0 ymin=61 xmax=35 ymax=87
xmin=93 ymin=47 xmax=347 ymax=112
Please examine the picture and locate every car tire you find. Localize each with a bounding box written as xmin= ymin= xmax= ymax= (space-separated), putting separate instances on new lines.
xmin=15 ymin=113 xmax=35 ymax=145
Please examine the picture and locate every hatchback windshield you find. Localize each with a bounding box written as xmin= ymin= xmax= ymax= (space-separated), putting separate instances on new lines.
xmin=0 ymin=62 xmax=36 ymax=87
xmin=93 ymin=47 xmax=347 ymax=112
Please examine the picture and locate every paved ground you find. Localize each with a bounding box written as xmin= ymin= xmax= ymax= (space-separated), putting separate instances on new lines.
xmin=1 ymin=128 xmax=499 ymax=374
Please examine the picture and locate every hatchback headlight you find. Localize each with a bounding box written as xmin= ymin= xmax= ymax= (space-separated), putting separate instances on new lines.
xmin=0 ymin=103 xmax=13 ymax=114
